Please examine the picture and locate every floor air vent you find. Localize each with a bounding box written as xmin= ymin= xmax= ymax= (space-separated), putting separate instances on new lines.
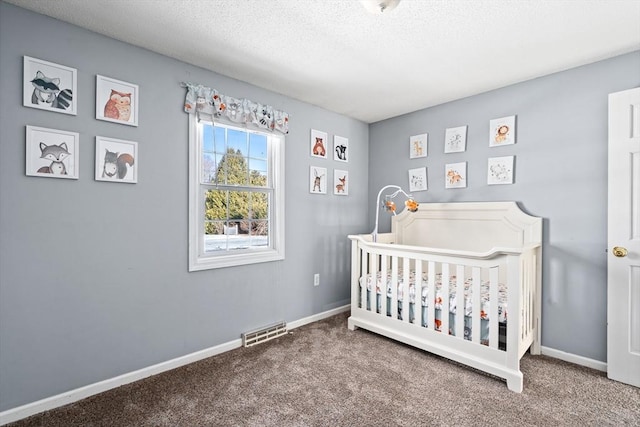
xmin=242 ymin=321 xmax=288 ymax=347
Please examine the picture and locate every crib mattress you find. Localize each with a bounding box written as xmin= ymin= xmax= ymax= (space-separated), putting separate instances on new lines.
xmin=359 ymin=271 xmax=508 ymax=322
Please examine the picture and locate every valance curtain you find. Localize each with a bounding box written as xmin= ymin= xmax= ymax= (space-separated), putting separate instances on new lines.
xmin=182 ymin=82 xmax=289 ymax=134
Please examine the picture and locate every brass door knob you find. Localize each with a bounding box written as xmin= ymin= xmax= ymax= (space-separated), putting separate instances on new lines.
xmin=612 ymin=246 xmax=628 ymax=257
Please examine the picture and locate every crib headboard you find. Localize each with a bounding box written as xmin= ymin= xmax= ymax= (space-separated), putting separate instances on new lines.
xmin=391 ymin=202 xmax=542 ymax=252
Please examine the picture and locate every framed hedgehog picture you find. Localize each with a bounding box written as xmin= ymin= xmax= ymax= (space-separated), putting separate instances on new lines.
xmin=96 ymin=75 xmax=139 ymax=126
xmin=23 ymin=56 xmax=77 ymax=115
xmin=95 ymin=136 xmax=138 ymax=183
xmin=25 ymin=125 xmax=79 ymax=179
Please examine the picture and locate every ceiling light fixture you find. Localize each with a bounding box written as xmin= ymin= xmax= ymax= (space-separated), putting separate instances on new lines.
xmin=359 ymin=0 xmax=401 ymax=14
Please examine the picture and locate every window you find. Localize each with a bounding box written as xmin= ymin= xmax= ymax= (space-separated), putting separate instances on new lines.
xmin=189 ymin=115 xmax=285 ymax=271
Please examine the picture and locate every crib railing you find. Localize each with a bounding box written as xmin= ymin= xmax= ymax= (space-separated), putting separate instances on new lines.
xmin=349 ymin=234 xmax=540 ymax=360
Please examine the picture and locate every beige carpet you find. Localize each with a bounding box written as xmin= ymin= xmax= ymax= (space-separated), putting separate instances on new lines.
xmin=8 ymin=312 xmax=640 ymax=426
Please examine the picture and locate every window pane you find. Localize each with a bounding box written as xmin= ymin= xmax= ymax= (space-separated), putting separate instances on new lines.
xmin=227 ymin=128 xmax=247 ymax=156
xmin=249 ymin=192 xmax=269 ymax=220
xmin=250 ymin=133 xmax=267 ymax=160
xmin=202 ymin=153 xmax=217 ymax=183
xmin=225 ymin=153 xmax=249 ymax=185
xmin=204 ymin=189 xmax=228 ymax=221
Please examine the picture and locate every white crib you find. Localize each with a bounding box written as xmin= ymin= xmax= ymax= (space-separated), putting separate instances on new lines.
xmin=348 ymin=202 xmax=542 ymax=392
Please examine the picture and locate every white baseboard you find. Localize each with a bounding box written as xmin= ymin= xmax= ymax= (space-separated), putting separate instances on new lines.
xmin=540 ymin=346 xmax=607 ymax=372
xmin=0 ymin=305 xmax=350 ymax=426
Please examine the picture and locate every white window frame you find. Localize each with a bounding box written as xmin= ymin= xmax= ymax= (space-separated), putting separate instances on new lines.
xmin=188 ymin=114 xmax=285 ymax=271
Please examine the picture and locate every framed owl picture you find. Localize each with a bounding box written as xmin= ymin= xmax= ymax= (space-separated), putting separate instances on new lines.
xmin=96 ymin=75 xmax=139 ymax=126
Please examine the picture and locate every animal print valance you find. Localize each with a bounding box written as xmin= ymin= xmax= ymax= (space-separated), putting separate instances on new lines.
xmin=182 ymin=82 xmax=289 ymax=135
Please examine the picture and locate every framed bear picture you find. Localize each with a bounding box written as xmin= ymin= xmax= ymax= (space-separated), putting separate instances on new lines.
xmin=96 ymin=75 xmax=139 ymax=126
xmin=310 ymin=129 xmax=328 ymax=159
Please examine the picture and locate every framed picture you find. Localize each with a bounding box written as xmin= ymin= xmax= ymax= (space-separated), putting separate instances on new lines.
xmin=444 ymin=126 xmax=467 ymax=153
xmin=310 ymin=129 xmax=328 ymax=159
xmin=408 ymin=167 xmax=427 ymax=192
xmin=334 ymin=169 xmax=348 ymax=195
xmin=409 ymin=133 xmax=428 ymax=158
xmin=96 ymin=75 xmax=139 ymax=126
xmin=488 ymin=156 xmax=515 ymax=185
xmin=334 ymin=135 xmax=349 ymax=162
xmin=23 ymin=56 xmax=77 ymax=115
xmin=25 ymin=125 xmax=79 ymax=179
xmin=95 ymin=136 xmax=138 ymax=183
xmin=489 ymin=115 xmax=516 ymax=147
xmin=309 ymin=166 xmax=327 ymax=194
xmin=445 ymin=162 xmax=467 ymax=189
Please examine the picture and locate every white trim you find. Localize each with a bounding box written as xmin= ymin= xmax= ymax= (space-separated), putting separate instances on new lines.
xmin=288 ymin=304 xmax=350 ymax=330
xmin=0 ymin=304 xmax=350 ymax=426
xmin=540 ymin=346 xmax=607 ymax=372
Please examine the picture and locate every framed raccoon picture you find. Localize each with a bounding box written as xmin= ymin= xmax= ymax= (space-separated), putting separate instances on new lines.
xmin=23 ymin=56 xmax=77 ymax=115
xmin=25 ymin=125 xmax=79 ymax=179
xmin=96 ymin=75 xmax=139 ymax=126
xmin=95 ymin=136 xmax=138 ymax=183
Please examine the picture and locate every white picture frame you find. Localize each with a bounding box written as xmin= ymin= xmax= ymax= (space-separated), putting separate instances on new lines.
xmin=96 ymin=75 xmax=139 ymax=126
xmin=95 ymin=136 xmax=138 ymax=183
xmin=309 ymin=166 xmax=327 ymax=194
xmin=334 ymin=135 xmax=349 ymax=162
xmin=26 ymin=125 xmax=79 ymax=179
xmin=444 ymin=125 xmax=467 ymax=153
xmin=333 ymin=169 xmax=349 ymax=195
xmin=445 ymin=161 xmax=467 ymax=189
xmin=409 ymin=133 xmax=428 ymax=158
xmin=489 ymin=115 xmax=516 ymax=147
xmin=408 ymin=167 xmax=427 ymax=192
xmin=23 ymin=56 xmax=77 ymax=115
xmin=488 ymin=156 xmax=515 ymax=185
xmin=310 ymin=129 xmax=328 ymax=159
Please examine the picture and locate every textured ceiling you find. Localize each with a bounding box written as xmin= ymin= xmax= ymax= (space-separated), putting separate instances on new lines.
xmin=6 ymin=0 xmax=640 ymax=123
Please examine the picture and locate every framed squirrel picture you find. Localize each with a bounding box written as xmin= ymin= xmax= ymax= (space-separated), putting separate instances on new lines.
xmin=23 ymin=56 xmax=77 ymax=115
xmin=26 ymin=125 xmax=80 ymax=179
xmin=95 ymin=136 xmax=138 ymax=183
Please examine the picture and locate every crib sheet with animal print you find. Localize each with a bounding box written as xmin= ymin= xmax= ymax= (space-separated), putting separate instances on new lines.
xmin=359 ymin=271 xmax=508 ymax=323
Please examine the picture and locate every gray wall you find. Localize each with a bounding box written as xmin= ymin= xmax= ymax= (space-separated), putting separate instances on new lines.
xmin=368 ymin=50 xmax=640 ymax=362
xmin=0 ymin=2 xmax=369 ymax=411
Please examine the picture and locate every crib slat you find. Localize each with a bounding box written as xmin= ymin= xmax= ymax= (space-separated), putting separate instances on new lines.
xmin=441 ymin=263 xmax=450 ymax=335
xmin=455 ymin=265 xmax=465 ymax=339
xmin=402 ymin=258 xmax=410 ymax=323
xmin=390 ymin=256 xmax=399 ymax=319
xmin=379 ymin=255 xmax=388 ymax=315
xmin=427 ymin=261 xmax=436 ymax=329
xmin=471 ymin=267 xmax=481 ymax=344
xmin=489 ymin=266 xmax=499 ymax=349
xmin=360 ymin=248 xmax=367 ymax=311
xmin=414 ymin=261 xmax=423 ymax=325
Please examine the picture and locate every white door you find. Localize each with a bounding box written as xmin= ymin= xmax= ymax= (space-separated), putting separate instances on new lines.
xmin=608 ymin=87 xmax=640 ymax=388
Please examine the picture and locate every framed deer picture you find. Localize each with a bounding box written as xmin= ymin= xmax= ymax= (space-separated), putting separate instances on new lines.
xmin=334 ymin=169 xmax=348 ymax=195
